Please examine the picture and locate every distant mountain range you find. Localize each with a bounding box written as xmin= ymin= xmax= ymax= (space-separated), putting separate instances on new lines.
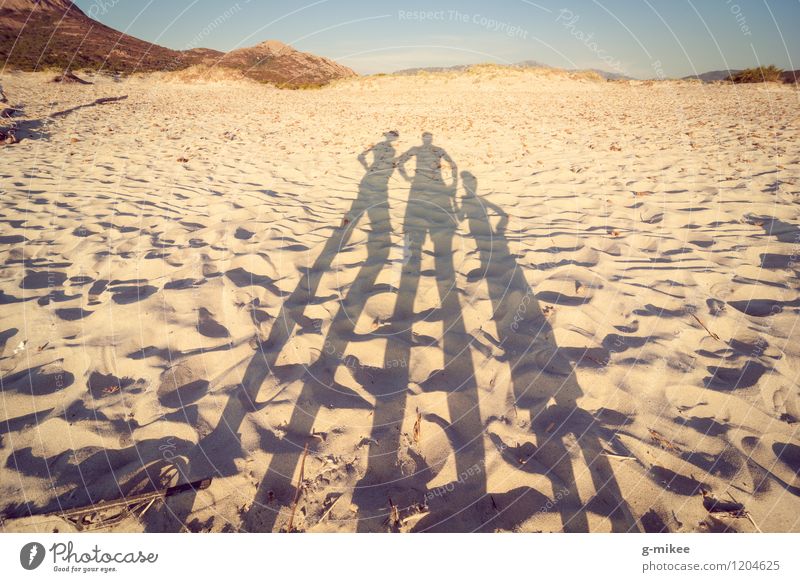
xmin=393 ymin=62 xmax=798 ymax=84
xmin=392 ymin=61 xmax=633 ymax=80
xmin=393 ymin=64 xmax=472 ymax=76
xmin=582 ymin=68 xmax=632 ymax=81
xmin=682 ymin=70 xmax=742 ymax=82
xmin=0 ymin=0 xmax=355 ymax=86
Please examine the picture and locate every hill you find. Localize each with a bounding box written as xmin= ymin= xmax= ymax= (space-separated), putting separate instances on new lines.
xmin=217 ymin=40 xmax=355 ymax=86
xmin=0 ymin=1 xmax=354 ymax=86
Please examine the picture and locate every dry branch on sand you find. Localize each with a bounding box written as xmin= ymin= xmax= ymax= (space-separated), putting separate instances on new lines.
xmin=701 ymin=490 xmax=762 ymax=533
xmin=648 ymin=429 xmax=681 ymax=453
xmin=286 ymin=443 xmax=310 ymax=532
xmin=413 ymin=408 xmax=422 ymax=444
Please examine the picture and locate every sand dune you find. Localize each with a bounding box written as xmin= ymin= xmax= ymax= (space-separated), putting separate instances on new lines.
xmin=1 ymin=69 xmax=798 ymax=532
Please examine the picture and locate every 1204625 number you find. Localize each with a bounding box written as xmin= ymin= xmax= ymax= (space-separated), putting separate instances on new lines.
xmin=734 ymin=560 xmax=780 ymax=571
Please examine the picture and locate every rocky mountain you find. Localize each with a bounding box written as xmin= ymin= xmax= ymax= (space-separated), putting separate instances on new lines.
xmin=0 ymin=1 xmax=355 ymax=86
xmin=216 ymin=40 xmax=355 ymax=86
xmin=0 ymin=0 xmax=204 ymax=72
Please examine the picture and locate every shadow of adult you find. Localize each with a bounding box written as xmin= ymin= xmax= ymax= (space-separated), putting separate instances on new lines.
xmin=459 ymin=171 xmax=637 ymax=532
xmin=144 ymin=132 xmax=399 ymax=532
xmin=351 ymin=134 xmax=488 ymax=531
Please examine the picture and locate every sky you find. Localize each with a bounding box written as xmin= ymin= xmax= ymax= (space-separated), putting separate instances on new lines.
xmin=72 ymin=0 xmax=800 ymax=78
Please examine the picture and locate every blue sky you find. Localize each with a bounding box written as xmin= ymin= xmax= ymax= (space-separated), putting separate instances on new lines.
xmin=73 ymin=0 xmax=800 ymax=78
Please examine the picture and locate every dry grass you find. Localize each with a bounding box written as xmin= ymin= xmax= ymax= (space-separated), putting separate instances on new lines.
xmin=728 ymin=65 xmax=784 ymax=83
xmin=568 ymin=70 xmax=606 ymax=82
xmin=157 ymin=65 xmax=331 ymax=89
xmin=158 ymin=64 xmax=250 ymax=84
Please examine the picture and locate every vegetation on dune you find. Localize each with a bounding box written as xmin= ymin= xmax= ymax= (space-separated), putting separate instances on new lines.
xmin=727 ymin=65 xmax=783 ymax=83
xmin=569 ymin=70 xmax=605 ymax=82
xmin=275 ymin=81 xmax=328 ymax=90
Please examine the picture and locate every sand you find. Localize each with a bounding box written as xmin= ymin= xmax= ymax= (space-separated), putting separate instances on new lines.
xmin=0 ymin=68 xmax=799 ymax=533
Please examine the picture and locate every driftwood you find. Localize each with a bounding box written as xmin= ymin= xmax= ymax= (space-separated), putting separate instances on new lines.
xmin=51 ymin=71 xmax=92 ymax=85
xmin=45 ymin=478 xmax=212 ymax=531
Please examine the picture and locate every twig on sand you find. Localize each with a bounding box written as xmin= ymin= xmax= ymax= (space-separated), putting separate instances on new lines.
xmin=40 ymin=478 xmax=211 ymax=531
xmin=400 ymin=510 xmax=430 ymax=528
xmin=137 ymin=497 xmax=157 ymax=520
xmin=648 ymin=428 xmax=681 ymax=453
xmin=689 ymin=313 xmax=720 ymax=341
xmin=413 ymin=408 xmax=422 ymax=444
xmin=388 ymin=497 xmax=400 ymax=529
xmin=601 ymin=450 xmax=636 ymax=460
xmin=318 ymin=494 xmax=342 ymax=523
xmin=286 ymin=442 xmax=310 ymax=532
xmin=701 ymin=489 xmax=762 ymax=532
xmin=728 ymin=492 xmax=763 ymax=533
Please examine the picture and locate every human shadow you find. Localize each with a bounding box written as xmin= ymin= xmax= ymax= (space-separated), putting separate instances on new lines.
xmin=349 ymin=133 xmax=488 ymax=531
xmin=144 ymin=132 xmax=401 ymax=531
xmin=458 ymin=171 xmax=637 ymax=532
xmin=143 ymin=139 xmax=636 ymax=533
xmin=241 ymin=132 xmax=403 ymax=531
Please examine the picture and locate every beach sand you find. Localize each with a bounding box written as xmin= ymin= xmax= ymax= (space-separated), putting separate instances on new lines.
xmin=1 ymin=69 xmax=798 ymax=532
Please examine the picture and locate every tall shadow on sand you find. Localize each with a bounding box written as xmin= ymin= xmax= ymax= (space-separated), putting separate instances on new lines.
xmin=146 ymin=138 xmax=635 ymax=533
xmin=240 ymin=132 xmax=402 ymax=531
xmin=349 ymin=133 xmax=488 ymax=531
xmin=459 ymin=171 xmax=637 ymax=532
xmin=145 ymin=132 xmax=400 ymax=531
